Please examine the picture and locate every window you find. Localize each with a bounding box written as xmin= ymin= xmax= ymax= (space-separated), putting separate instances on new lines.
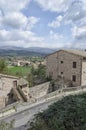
xmin=61 ymin=61 xmax=63 ymax=64
xmin=72 ymin=75 xmax=76 ymax=82
xmin=61 ymin=72 xmax=63 ymax=74
xmin=73 ymin=62 xmax=76 ymax=68
xmin=83 ymin=57 xmax=86 ymax=60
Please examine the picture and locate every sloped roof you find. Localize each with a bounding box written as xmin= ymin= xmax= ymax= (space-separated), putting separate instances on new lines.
xmin=46 ymin=49 xmax=86 ymax=58
xmin=64 ymin=49 xmax=86 ymax=57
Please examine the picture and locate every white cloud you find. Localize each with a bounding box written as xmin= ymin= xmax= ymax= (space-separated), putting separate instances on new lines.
xmin=67 ymin=1 xmax=86 ymax=44
xmin=0 ymin=0 xmax=86 ymax=48
xmin=0 ymin=30 xmax=43 ymax=42
xmin=72 ymin=25 xmax=86 ymax=43
xmin=0 ymin=29 xmax=44 ymax=47
xmin=1 ymin=12 xmax=27 ymax=29
xmin=48 ymin=0 xmax=86 ymax=46
xmin=47 ymin=0 xmax=86 ymax=48
xmin=35 ymin=0 xmax=86 ymax=48
xmin=0 ymin=13 xmax=40 ymax=30
xmin=50 ymin=30 xmax=63 ymax=40
xmin=82 ymin=0 xmax=86 ymax=10
xmin=63 ymin=0 xmax=86 ymax=24
xmin=48 ymin=1 xmax=86 ymax=28
xmin=0 ymin=0 xmax=43 ymax=47
xmin=79 ymin=17 xmax=86 ymax=27
xmin=43 ymin=30 xmax=72 ymax=48
xmin=34 ymin=0 xmax=72 ymax=12
xmin=0 ymin=28 xmax=72 ymax=48
xmin=48 ymin=15 xmax=63 ymax=28
xmin=26 ymin=17 xmax=40 ymax=30
xmin=0 ymin=0 xmax=30 ymax=12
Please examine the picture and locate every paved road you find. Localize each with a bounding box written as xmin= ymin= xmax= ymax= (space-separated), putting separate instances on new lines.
xmin=0 ymin=88 xmax=86 ymax=130
xmin=0 ymin=97 xmax=58 ymax=130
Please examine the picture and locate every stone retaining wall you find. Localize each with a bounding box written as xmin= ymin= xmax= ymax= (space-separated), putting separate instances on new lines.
xmin=0 ymin=85 xmax=86 ymax=119
xmin=29 ymin=82 xmax=50 ymax=99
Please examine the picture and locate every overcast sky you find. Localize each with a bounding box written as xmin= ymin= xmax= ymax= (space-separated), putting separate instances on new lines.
xmin=0 ymin=0 xmax=86 ymax=48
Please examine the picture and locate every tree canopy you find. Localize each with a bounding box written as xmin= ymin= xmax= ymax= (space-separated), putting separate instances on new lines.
xmin=30 ymin=93 xmax=86 ymax=130
xmin=0 ymin=59 xmax=7 ymax=72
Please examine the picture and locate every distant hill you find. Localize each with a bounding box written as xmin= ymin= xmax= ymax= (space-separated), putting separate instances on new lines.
xmin=26 ymin=47 xmax=57 ymax=54
xmin=0 ymin=46 xmax=23 ymax=50
xmin=0 ymin=46 xmax=57 ymax=56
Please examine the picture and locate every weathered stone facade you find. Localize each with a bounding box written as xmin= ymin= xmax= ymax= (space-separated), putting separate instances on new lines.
xmin=29 ymin=82 xmax=50 ymax=99
xmin=0 ymin=96 xmax=5 ymax=108
xmin=46 ymin=50 xmax=86 ymax=87
xmin=0 ymin=74 xmax=29 ymax=108
xmin=81 ymin=60 xmax=86 ymax=86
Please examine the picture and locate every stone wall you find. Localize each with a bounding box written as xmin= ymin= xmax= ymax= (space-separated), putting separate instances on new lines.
xmin=0 ymin=75 xmax=19 ymax=108
xmin=17 ymin=87 xmax=28 ymax=102
xmin=0 ymin=96 xmax=5 ymax=108
xmin=0 ymin=74 xmax=18 ymax=94
xmin=46 ymin=53 xmax=58 ymax=79
xmin=29 ymin=82 xmax=50 ymax=99
xmin=81 ymin=61 xmax=86 ymax=85
xmin=46 ymin=50 xmax=82 ymax=86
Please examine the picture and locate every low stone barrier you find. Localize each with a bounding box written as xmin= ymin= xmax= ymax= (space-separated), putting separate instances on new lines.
xmin=0 ymin=106 xmax=16 ymax=118
xmin=30 ymin=82 xmax=50 ymax=99
xmin=18 ymin=87 xmax=28 ymax=102
xmin=0 ymin=109 xmax=15 ymax=118
xmin=0 ymin=85 xmax=86 ymax=119
xmin=42 ymin=85 xmax=86 ymax=100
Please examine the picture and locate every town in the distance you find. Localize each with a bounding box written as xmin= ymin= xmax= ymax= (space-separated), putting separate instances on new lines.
xmin=0 ymin=47 xmax=86 ymax=130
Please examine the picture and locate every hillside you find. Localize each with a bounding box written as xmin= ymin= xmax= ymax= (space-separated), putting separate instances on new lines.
xmin=0 ymin=46 xmax=57 ymax=56
xmin=30 ymin=93 xmax=86 ymax=130
xmin=0 ymin=49 xmax=45 ymax=57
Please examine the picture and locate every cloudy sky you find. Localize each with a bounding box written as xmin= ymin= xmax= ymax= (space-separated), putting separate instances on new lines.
xmin=0 ymin=0 xmax=86 ymax=48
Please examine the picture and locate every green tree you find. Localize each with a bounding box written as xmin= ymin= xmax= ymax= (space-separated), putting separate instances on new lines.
xmin=37 ymin=64 xmax=46 ymax=79
xmin=0 ymin=59 xmax=7 ymax=72
xmin=27 ymin=73 xmax=33 ymax=87
xmin=31 ymin=93 xmax=86 ymax=130
xmin=0 ymin=120 xmax=15 ymax=130
xmin=30 ymin=64 xmax=46 ymax=85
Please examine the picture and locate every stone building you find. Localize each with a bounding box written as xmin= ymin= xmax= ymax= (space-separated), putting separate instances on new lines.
xmin=12 ymin=78 xmax=29 ymax=102
xmin=0 ymin=74 xmax=29 ymax=108
xmin=0 ymin=74 xmax=18 ymax=108
xmin=46 ymin=49 xmax=86 ymax=87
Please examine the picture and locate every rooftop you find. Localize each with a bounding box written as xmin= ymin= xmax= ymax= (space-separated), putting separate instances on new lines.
xmin=64 ymin=49 xmax=86 ymax=57
xmin=46 ymin=49 xmax=86 ymax=58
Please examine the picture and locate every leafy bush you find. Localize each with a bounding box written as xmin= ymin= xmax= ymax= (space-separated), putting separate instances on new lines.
xmin=30 ymin=93 xmax=86 ymax=130
xmin=0 ymin=59 xmax=7 ymax=72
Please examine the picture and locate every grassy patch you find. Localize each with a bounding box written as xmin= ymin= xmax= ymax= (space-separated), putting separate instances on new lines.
xmin=7 ymin=66 xmax=32 ymax=77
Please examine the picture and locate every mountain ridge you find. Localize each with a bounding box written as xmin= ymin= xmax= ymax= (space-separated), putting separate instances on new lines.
xmin=0 ymin=46 xmax=58 ymax=56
